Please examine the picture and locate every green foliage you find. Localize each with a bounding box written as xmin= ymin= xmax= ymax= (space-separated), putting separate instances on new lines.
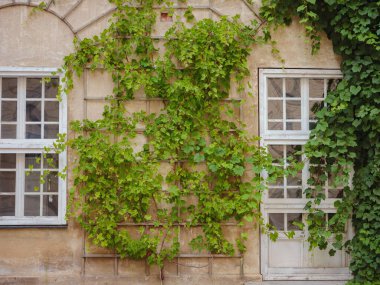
xmin=58 ymin=0 xmax=290 ymax=269
xmin=260 ymin=0 xmax=380 ymax=283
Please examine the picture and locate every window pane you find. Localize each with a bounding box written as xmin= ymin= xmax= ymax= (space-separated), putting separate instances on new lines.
xmin=0 ymin=154 xmax=16 ymax=168
xmin=287 ymin=188 xmax=302 ymax=198
xmin=269 ymin=213 xmax=284 ymax=230
xmin=26 ymin=101 xmax=41 ymax=122
xmin=25 ymin=172 xmax=40 ymax=192
xmin=287 ymin=171 xmax=302 ymax=186
xmin=43 ymin=172 xmax=58 ymax=193
xmin=25 ymin=154 xmax=41 ymax=169
xmin=328 ymin=188 xmax=343 ymax=198
xmin=309 ymin=100 xmax=323 ymax=120
xmin=44 ymin=124 xmax=59 ymax=139
xmin=285 ymin=78 xmax=300 ymax=97
xmin=286 ymin=145 xmax=302 ymax=162
xmin=26 ymin=124 xmax=41 ymax=138
xmin=286 ymin=122 xmax=301 ymax=130
xmin=287 ymin=213 xmax=302 ymax=230
xmin=0 ymin=172 xmax=16 ymax=192
xmin=327 ymin=79 xmax=340 ymax=92
xmin=268 ymin=121 xmax=283 ymax=130
xmin=268 ymin=188 xmax=284 ymax=198
xmin=26 ymin=78 xmax=42 ymax=98
xmin=286 ymin=100 xmax=301 ymax=119
xmin=268 ymin=78 xmax=282 ymax=97
xmin=43 ymin=195 xmax=58 ymax=216
xmin=0 ymin=195 xmax=15 ymax=216
xmin=24 ymin=195 xmax=40 ymax=216
xmin=1 ymin=101 xmax=17 ymax=121
xmin=268 ymin=145 xmax=284 ymax=162
xmin=45 ymin=78 xmax=59 ymax=98
xmin=1 ymin=124 xmax=16 ymax=139
xmin=268 ymin=100 xmax=283 ymax=119
xmin=2 ymin=78 xmax=17 ymax=98
xmin=43 ymin=154 xmax=59 ymax=169
xmin=44 ymin=101 xmax=59 ymax=122
xmin=309 ymin=79 xmax=324 ymax=98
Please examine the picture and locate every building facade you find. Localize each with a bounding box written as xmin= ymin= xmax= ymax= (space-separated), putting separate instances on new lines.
xmin=0 ymin=0 xmax=349 ymax=284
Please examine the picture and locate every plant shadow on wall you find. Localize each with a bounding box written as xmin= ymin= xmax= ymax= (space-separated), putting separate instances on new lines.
xmin=33 ymin=0 xmax=379 ymax=283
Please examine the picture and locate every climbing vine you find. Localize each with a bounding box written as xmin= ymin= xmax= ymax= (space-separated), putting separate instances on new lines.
xmin=260 ymin=0 xmax=380 ymax=283
xmin=54 ymin=0 xmax=300 ymax=272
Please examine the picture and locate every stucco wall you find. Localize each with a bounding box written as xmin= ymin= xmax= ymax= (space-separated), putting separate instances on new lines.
xmin=0 ymin=1 xmax=340 ymax=284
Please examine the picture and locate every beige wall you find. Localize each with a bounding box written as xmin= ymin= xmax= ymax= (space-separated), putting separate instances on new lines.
xmin=0 ymin=1 xmax=340 ymax=284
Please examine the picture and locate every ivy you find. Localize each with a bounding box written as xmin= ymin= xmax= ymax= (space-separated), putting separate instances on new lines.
xmin=50 ymin=0 xmax=300 ymax=273
xmin=260 ymin=0 xmax=380 ymax=283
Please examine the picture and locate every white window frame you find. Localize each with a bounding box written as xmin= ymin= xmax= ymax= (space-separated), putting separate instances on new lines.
xmin=0 ymin=67 xmax=67 ymax=225
xmin=259 ymin=68 xmax=352 ymax=281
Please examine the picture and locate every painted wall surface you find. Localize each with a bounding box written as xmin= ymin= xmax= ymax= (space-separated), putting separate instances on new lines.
xmin=0 ymin=1 xmax=340 ymax=284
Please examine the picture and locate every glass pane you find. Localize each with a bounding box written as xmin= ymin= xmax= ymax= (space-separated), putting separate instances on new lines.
xmin=287 ymin=188 xmax=302 ymax=198
xmin=309 ymin=100 xmax=323 ymax=120
xmin=24 ymin=195 xmax=40 ymax=216
xmin=328 ymin=188 xmax=343 ymax=198
xmin=0 ymin=172 xmax=16 ymax=192
xmin=1 ymin=124 xmax=16 ymax=138
xmin=2 ymin=78 xmax=17 ymax=98
xmin=309 ymin=79 xmax=324 ymax=98
xmin=43 ymin=195 xmax=58 ymax=216
xmin=287 ymin=213 xmax=302 ymax=230
xmin=268 ymin=145 xmax=284 ymax=162
xmin=286 ymin=122 xmax=301 ymax=130
xmin=327 ymin=79 xmax=340 ymax=92
xmin=268 ymin=78 xmax=282 ymax=97
xmin=44 ymin=124 xmax=59 ymax=139
xmin=1 ymin=101 xmax=17 ymax=121
xmin=286 ymin=100 xmax=301 ymax=119
xmin=287 ymin=171 xmax=302 ymax=186
xmin=268 ymin=121 xmax=283 ymax=130
xmin=45 ymin=78 xmax=59 ymax=98
xmin=26 ymin=78 xmax=42 ymax=98
xmin=43 ymin=154 xmax=59 ymax=169
xmin=26 ymin=124 xmax=41 ymax=138
xmin=268 ymin=100 xmax=283 ymax=119
xmin=286 ymin=145 xmax=302 ymax=162
xmin=0 ymin=195 xmax=15 ymax=216
xmin=309 ymin=121 xmax=317 ymax=130
xmin=26 ymin=101 xmax=41 ymax=122
xmin=25 ymin=154 xmax=41 ymax=169
xmin=44 ymin=101 xmax=59 ymax=122
xmin=0 ymin=154 xmax=16 ymax=168
xmin=269 ymin=213 xmax=284 ymax=230
xmin=285 ymin=78 xmax=300 ymax=97
xmin=43 ymin=172 xmax=58 ymax=193
xmin=25 ymin=172 xmax=40 ymax=192
xmin=268 ymin=188 xmax=284 ymax=198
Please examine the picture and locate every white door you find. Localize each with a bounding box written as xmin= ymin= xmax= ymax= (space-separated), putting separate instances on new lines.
xmin=259 ymin=69 xmax=351 ymax=281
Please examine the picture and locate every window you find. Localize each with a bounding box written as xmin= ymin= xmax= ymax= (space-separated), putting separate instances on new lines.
xmin=0 ymin=67 xmax=67 ymax=225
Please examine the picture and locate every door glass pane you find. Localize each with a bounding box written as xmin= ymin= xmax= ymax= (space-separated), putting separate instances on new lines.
xmin=43 ymin=195 xmax=58 ymax=216
xmin=0 ymin=195 xmax=15 ymax=215
xmin=26 ymin=78 xmax=42 ymax=98
xmin=25 ymin=172 xmax=40 ymax=192
xmin=269 ymin=213 xmax=284 ymax=230
xmin=268 ymin=78 xmax=282 ymax=97
xmin=26 ymin=101 xmax=41 ymax=122
xmin=45 ymin=78 xmax=59 ymax=98
xmin=0 ymin=172 xmax=16 ymax=192
xmin=287 ymin=213 xmax=303 ymax=231
xmin=24 ymin=195 xmax=40 ymax=216
xmin=1 ymin=124 xmax=16 ymax=138
xmin=44 ymin=101 xmax=59 ymax=122
xmin=285 ymin=78 xmax=300 ymax=97
xmin=309 ymin=79 xmax=324 ymax=98
xmin=1 ymin=101 xmax=17 ymax=121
